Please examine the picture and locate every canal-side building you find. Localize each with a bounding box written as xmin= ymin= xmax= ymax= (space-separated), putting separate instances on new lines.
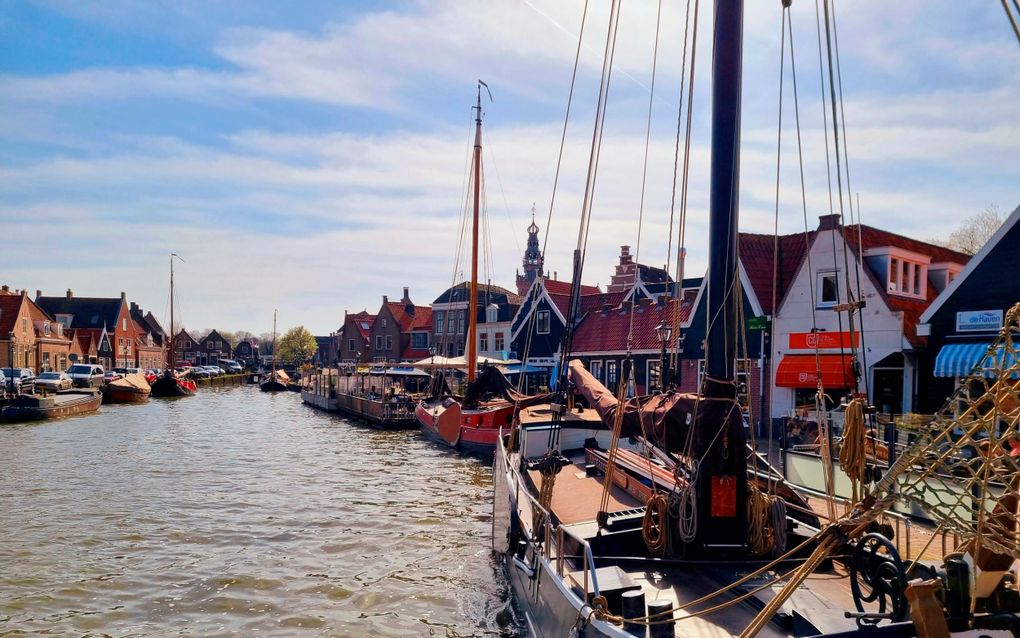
xmin=917 ymin=203 xmax=1020 ymax=412
xmin=36 ymin=289 xmax=136 ymax=370
xmin=172 ymin=329 xmax=199 ymax=366
xmin=401 ymin=306 xmax=433 ymax=363
xmin=771 ymin=214 xmax=969 ymax=418
xmin=129 ymin=302 xmax=166 ymax=370
xmin=196 ymin=330 xmax=233 ymax=366
xmin=67 ymin=329 xmax=99 ymax=365
xmin=431 ymin=282 xmax=521 ymax=359
xmin=234 ymin=338 xmax=259 ymax=366
xmin=338 ymin=311 xmax=375 ymax=365
xmin=369 ymin=288 xmax=428 ymax=365
xmin=1 ymin=287 xmax=73 ymax=373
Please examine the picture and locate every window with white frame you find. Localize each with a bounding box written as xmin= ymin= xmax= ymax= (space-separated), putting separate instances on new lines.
xmin=434 ymin=311 xmax=444 ymax=334
xmin=647 ymin=359 xmax=662 ymax=392
xmin=494 ymin=332 xmax=505 ymax=352
xmin=817 ymin=271 xmax=839 ymax=306
xmin=486 ymin=306 xmax=498 ymax=323
xmin=448 ymin=312 xmax=457 ymax=334
xmin=480 ymin=333 xmax=489 ymax=352
xmin=537 ymin=310 xmax=551 ymax=334
xmin=411 ymin=333 xmax=427 ymax=349
xmin=888 ymin=257 xmax=925 ymax=298
xmin=607 ymin=361 xmax=619 ymax=389
xmin=457 ymin=311 xmax=465 ymax=334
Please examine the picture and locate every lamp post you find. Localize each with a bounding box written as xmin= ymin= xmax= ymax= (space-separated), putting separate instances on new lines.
xmin=7 ymin=332 xmax=15 ymax=395
xmin=654 ymin=320 xmax=672 ymax=393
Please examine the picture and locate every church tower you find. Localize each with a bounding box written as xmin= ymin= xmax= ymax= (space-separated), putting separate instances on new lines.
xmin=516 ymin=205 xmax=545 ymax=296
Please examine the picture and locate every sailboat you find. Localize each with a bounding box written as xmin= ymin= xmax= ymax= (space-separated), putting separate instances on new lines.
xmin=260 ymin=310 xmax=287 ymax=392
xmin=151 ymin=253 xmax=197 ymax=398
xmin=494 ymin=2 xmax=1020 ymax=636
xmin=415 ymin=83 xmax=551 ymax=456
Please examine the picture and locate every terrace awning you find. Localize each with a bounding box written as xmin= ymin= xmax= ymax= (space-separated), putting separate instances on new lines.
xmin=932 ymin=342 xmax=1016 ymax=378
xmin=775 ymin=354 xmax=855 ymax=389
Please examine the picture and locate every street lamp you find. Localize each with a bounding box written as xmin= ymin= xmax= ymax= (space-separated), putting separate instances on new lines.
xmin=654 ymin=320 xmax=672 ymax=393
xmin=7 ymin=332 xmax=15 ymax=395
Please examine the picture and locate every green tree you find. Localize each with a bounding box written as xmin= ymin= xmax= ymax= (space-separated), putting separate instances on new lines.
xmin=277 ymin=326 xmax=318 ymax=365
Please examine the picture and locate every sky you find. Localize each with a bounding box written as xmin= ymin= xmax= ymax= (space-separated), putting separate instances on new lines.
xmin=1 ymin=1 xmax=1017 ymax=336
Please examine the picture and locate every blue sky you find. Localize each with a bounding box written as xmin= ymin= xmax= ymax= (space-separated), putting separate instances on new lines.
xmin=1 ymin=1 xmax=1017 ymax=335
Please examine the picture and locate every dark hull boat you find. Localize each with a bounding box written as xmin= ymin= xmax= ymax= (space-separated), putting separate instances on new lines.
xmin=260 ymin=379 xmax=287 ymax=392
xmin=150 ymin=373 xmax=197 ymax=398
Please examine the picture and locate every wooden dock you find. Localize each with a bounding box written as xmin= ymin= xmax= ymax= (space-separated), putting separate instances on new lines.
xmin=192 ymin=373 xmax=252 ymax=388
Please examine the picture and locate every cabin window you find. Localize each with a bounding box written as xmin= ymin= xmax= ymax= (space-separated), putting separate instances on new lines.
xmin=375 ymin=335 xmax=383 ymax=350
xmin=434 ymin=311 xmax=444 ymax=335
xmin=607 ymin=361 xmax=619 ymax=389
xmin=479 ymin=333 xmax=489 ymax=352
xmin=817 ymin=271 xmax=839 ymax=307
xmin=537 ymin=310 xmax=551 ymax=334
xmin=494 ymin=332 xmax=505 ymax=352
xmin=589 ymin=360 xmax=603 ymax=383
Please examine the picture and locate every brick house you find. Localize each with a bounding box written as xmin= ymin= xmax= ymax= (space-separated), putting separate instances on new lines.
xmin=197 ymin=329 xmax=233 ymax=366
xmin=368 ymin=287 xmax=433 ymax=364
xmin=129 ymin=302 xmax=166 ymax=370
xmin=1 ymin=286 xmax=73 ymax=373
xmin=338 ymin=311 xmax=375 ymax=365
xmin=36 ymin=289 xmax=136 ymax=370
xmin=172 ymin=329 xmax=199 ymax=366
xmin=234 ymin=338 xmax=260 ymax=365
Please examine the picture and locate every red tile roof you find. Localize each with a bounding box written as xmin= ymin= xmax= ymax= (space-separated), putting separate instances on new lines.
xmin=544 ymin=278 xmax=601 ymax=297
xmin=0 ymin=294 xmax=24 ymax=335
xmin=739 ymin=231 xmax=813 ymax=315
xmin=346 ymin=311 xmax=376 ymax=339
xmin=845 ymin=225 xmax=969 ymax=347
xmin=407 ymin=306 xmax=432 ymax=330
xmin=570 ymin=298 xmax=695 ymax=353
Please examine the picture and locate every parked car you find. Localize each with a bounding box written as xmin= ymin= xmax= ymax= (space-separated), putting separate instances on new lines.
xmin=187 ymin=367 xmax=210 ymax=379
xmin=36 ymin=371 xmax=72 ymax=392
xmin=68 ymin=364 xmax=105 ymax=388
xmin=1 ymin=367 xmax=36 ymax=395
xmin=202 ymin=366 xmax=223 ymax=376
xmin=220 ymin=359 xmax=244 ymax=373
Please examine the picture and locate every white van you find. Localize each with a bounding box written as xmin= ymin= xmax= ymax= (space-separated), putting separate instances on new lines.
xmin=67 ymin=364 xmax=105 ymax=388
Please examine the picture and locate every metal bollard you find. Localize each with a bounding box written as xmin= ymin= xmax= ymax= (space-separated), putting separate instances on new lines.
xmin=621 ymin=589 xmax=646 ymax=636
xmin=647 ymin=599 xmax=674 ymax=638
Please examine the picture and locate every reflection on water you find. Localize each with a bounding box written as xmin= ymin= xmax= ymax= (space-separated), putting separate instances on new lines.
xmin=0 ymin=386 xmax=520 ymax=636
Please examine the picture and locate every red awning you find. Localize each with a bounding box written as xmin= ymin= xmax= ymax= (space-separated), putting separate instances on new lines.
xmin=775 ymin=354 xmax=855 ymax=388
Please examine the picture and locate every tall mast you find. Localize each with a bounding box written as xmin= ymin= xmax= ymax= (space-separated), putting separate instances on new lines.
xmin=272 ymin=310 xmax=278 ymax=373
xmin=169 ymin=253 xmax=175 ymax=370
xmin=466 ymin=83 xmax=483 ymax=384
xmin=695 ymin=0 xmax=747 ymax=549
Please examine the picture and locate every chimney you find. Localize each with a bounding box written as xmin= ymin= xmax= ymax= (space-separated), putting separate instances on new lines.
xmin=121 ymin=291 xmax=126 ymax=301
xmin=818 ymin=213 xmax=841 ymax=231
xmin=620 ymin=245 xmax=633 ymax=265
xmin=35 ymin=289 xmax=41 ymax=299
xmin=383 ymin=295 xmax=388 ymax=304
xmin=21 ymin=288 xmax=27 ymax=298
xmin=130 ymin=302 xmax=138 ymax=313
xmin=1 ymin=285 xmax=8 ymax=293
xmin=401 ymin=287 xmax=410 ymax=304
xmin=66 ymin=288 xmax=73 ymax=300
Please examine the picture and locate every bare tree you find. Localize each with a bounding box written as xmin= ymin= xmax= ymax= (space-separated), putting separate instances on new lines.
xmin=930 ymin=205 xmax=1005 ymax=255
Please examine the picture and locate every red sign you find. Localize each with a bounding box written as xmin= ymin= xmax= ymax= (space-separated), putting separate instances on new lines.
xmin=788 ymin=331 xmax=859 ymax=350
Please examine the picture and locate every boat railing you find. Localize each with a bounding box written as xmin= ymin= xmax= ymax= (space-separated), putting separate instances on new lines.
xmin=510 ymin=452 xmax=601 ymax=602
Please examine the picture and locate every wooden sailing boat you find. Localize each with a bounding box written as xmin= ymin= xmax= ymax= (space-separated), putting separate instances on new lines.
xmin=415 ymin=83 xmax=548 ymax=456
xmin=151 ymin=253 xmax=197 ymax=398
xmin=494 ymin=2 xmax=1020 ymax=636
xmin=260 ymin=310 xmax=287 ymax=392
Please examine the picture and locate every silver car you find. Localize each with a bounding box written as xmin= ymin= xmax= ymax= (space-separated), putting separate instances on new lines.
xmin=36 ymin=371 xmax=72 ymax=391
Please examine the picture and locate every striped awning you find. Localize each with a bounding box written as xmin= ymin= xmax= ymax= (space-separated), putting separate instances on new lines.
xmin=933 ymin=342 xmax=1017 ymax=378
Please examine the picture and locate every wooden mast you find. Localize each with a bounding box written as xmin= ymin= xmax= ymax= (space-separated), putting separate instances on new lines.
xmin=466 ymin=82 xmax=483 ymax=384
xmin=695 ymin=0 xmax=748 ymax=550
xmin=169 ymin=253 xmax=175 ymax=371
xmin=272 ymin=310 xmax=278 ymax=374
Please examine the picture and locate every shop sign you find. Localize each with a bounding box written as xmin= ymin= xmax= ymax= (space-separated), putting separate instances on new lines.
xmin=788 ymin=331 xmax=858 ymax=350
xmin=956 ymin=309 xmax=1003 ymax=332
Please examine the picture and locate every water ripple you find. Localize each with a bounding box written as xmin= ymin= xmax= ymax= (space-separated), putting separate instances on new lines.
xmin=0 ymin=386 xmax=521 ymax=636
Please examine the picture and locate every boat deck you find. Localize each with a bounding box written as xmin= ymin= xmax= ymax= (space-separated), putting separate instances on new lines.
xmin=528 ymin=461 xmax=641 ymax=525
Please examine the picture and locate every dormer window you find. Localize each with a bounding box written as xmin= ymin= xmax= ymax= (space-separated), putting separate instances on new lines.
xmin=887 ymin=257 xmax=926 ymax=299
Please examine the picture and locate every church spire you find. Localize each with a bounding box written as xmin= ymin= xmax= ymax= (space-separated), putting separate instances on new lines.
xmin=517 ymin=204 xmax=545 ymax=295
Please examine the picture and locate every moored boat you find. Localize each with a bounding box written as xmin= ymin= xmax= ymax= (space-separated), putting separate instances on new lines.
xmin=152 ymin=252 xmax=197 ymax=400
xmin=260 ymin=311 xmax=288 ymax=392
xmin=103 ymin=372 xmax=152 ymax=404
xmin=0 ymin=389 xmax=102 ymax=423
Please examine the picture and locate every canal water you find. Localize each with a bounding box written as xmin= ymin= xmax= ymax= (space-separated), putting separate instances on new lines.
xmin=0 ymin=385 xmax=521 ymax=636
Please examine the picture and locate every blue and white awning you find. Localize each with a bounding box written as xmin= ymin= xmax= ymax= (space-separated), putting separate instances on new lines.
xmin=933 ymin=342 xmax=1017 ymax=378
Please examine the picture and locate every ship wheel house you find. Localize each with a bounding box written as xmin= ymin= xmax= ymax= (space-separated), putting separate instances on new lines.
xmin=771 ymin=213 xmax=969 ymax=420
